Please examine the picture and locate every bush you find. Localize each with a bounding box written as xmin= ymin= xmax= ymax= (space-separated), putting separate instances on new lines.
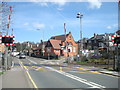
xmin=88 ymin=59 xmax=95 ymax=63
xmin=76 ymin=61 xmax=88 ymax=64
xmin=81 ymin=56 xmax=89 ymax=62
xmin=49 ymin=53 xmax=59 ymax=60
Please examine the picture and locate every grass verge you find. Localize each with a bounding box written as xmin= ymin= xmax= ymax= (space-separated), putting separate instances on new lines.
xmin=0 ymin=72 xmax=4 ymax=75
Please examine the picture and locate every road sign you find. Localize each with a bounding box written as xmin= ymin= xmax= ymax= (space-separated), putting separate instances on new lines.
xmin=0 ymin=35 xmax=15 ymax=45
xmin=111 ymin=35 xmax=120 ymax=46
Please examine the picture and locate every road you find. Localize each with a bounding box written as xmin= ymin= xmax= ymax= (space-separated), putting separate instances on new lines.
xmin=3 ymin=56 xmax=119 ymax=89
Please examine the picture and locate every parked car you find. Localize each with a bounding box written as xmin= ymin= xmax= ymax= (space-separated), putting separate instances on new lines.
xmin=19 ymin=53 xmax=26 ymax=59
xmin=11 ymin=52 xmax=20 ymax=57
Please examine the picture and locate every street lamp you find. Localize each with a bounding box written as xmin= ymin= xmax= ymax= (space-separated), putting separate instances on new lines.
xmin=76 ymin=12 xmax=83 ymax=55
xmin=36 ymin=29 xmax=45 ymax=56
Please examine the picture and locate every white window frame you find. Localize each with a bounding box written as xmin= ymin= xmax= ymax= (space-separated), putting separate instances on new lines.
xmin=73 ymin=47 xmax=76 ymax=52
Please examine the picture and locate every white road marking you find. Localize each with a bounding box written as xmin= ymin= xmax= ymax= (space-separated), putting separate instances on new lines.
xmin=56 ymin=62 xmax=59 ymax=65
xmin=26 ymin=58 xmax=106 ymax=88
xmin=27 ymin=59 xmax=37 ymax=64
xmin=11 ymin=61 xmax=14 ymax=67
xmin=19 ymin=60 xmax=24 ymax=69
xmin=45 ymin=66 xmax=106 ymax=88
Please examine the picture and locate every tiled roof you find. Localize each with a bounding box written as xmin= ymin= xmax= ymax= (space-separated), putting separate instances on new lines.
xmin=38 ymin=41 xmax=47 ymax=49
xmin=50 ymin=34 xmax=69 ymax=41
xmin=49 ymin=39 xmax=61 ymax=49
xmin=116 ymin=30 xmax=120 ymax=34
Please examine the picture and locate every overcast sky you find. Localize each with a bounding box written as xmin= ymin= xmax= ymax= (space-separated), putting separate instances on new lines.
xmin=7 ymin=1 xmax=118 ymax=43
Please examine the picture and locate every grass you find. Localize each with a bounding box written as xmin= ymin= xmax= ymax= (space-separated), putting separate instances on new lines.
xmin=75 ymin=61 xmax=88 ymax=64
xmin=0 ymin=72 xmax=4 ymax=75
xmin=107 ymin=68 xmax=119 ymax=72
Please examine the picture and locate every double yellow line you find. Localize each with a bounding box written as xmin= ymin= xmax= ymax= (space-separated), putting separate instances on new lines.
xmin=20 ymin=61 xmax=38 ymax=89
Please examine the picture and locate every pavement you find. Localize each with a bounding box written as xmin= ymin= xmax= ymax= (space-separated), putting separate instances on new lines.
xmin=0 ymin=57 xmax=33 ymax=89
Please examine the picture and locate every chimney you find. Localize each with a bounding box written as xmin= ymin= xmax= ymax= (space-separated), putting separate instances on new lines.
xmin=94 ymin=33 xmax=96 ymax=38
xmin=69 ymin=32 xmax=71 ymax=34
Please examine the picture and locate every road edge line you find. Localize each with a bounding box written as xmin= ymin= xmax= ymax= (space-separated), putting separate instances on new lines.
xmin=26 ymin=71 xmax=38 ymax=89
xmin=20 ymin=61 xmax=38 ymax=89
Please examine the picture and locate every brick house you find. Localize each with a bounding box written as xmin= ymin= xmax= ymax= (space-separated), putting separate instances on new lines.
xmin=31 ymin=41 xmax=47 ymax=57
xmin=45 ymin=32 xmax=78 ymax=58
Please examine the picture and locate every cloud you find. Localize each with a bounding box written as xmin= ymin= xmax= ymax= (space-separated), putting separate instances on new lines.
xmin=24 ymin=22 xmax=29 ymax=26
xmin=87 ymin=0 xmax=102 ymax=9
xmin=57 ymin=8 xmax=63 ymax=11
xmin=35 ymin=2 xmax=48 ymax=6
xmin=107 ymin=26 xmax=112 ymax=29
xmin=51 ymin=0 xmax=66 ymax=6
xmin=33 ymin=23 xmax=45 ymax=28
xmin=29 ymin=0 xmax=66 ymax=6
xmin=40 ymin=2 xmax=48 ymax=6
xmin=107 ymin=24 xmax=118 ymax=29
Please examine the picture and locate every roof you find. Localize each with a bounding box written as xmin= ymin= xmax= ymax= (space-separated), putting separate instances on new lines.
xmin=50 ymin=34 xmax=69 ymax=41
xmin=38 ymin=41 xmax=47 ymax=49
xmin=96 ymin=35 xmax=104 ymax=40
xmin=49 ymin=39 xmax=61 ymax=49
xmin=116 ymin=30 xmax=120 ymax=34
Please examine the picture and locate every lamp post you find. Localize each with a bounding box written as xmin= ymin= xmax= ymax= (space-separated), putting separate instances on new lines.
xmin=76 ymin=12 xmax=83 ymax=56
xmin=36 ymin=29 xmax=45 ymax=56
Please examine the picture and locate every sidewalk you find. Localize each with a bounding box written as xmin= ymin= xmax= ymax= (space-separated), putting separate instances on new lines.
xmin=69 ymin=64 xmax=120 ymax=77
xmin=0 ymin=62 xmax=33 ymax=89
xmin=80 ymin=65 xmax=119 ymax=77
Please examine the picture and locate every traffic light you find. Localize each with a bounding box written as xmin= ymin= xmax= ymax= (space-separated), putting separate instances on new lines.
xmin=114 ymin=37 xmax=120 ymax=44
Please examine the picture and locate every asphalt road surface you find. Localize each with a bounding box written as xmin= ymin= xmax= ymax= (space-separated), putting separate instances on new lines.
xmin=9 ymin=56 xmax=119 ymax=89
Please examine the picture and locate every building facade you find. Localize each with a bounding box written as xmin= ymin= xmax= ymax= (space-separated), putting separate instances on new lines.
xmin=45 ymin=32 xmax=78 ymax=58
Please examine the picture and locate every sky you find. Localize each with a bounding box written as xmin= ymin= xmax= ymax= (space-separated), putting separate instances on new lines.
xmin=6 ymin=0 xmax=118 ymax=43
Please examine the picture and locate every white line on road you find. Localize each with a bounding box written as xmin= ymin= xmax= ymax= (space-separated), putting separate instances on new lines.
xmin=26 ymin=58 xmax=106 ymax=88
xmin=45 ymin=66 xmax=106 ymax=88
xmin=27 ymin=59 xmax=37 ymax=64
xmin=19 ymin=60 xmax=24 ymax=69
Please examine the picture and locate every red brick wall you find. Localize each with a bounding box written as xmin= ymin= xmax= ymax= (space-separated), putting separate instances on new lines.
xmin=45 ymin=33 xmax=78 ymax=57
xmin=62 ymin=34 xmax=78 ymax=57
xmin=45 ymin=47 xmax=60 ymax=56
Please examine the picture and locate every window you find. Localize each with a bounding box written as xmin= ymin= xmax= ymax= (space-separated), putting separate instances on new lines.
xmin=47 ymin=47 xmax=51 ymax=52
xmin=73 ymin=47 xmax=76 ymax=52
xmin=94 ymin=40 xmax=97 ymax=43
xmin=69 ymin=36 xmax=71 ymax=40
xmin=56 ymin=50 xmax=59 ymax=52
xmin=99 ymin=42 xmax=103 ymax=47
xmin=64 ymin=49 xmax=67 ymax=52
xmin=68 ymin=46 xmax=72 ymax=52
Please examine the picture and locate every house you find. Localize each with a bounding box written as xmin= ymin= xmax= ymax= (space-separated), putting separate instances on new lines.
xmin=116 ymin=30 xmax=120 ymax=35
xmin=45 ymin=39 xmax=62 ymax=56
xmin=45 ymin=32 xmax=78 ymax=58
xmin=77 ymin=38 xmax=88 ymax=52
xmin=86 ymin=33 xmax=115 ymax=56
xmin=31 ymin=41 xmax=47 ymax=57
